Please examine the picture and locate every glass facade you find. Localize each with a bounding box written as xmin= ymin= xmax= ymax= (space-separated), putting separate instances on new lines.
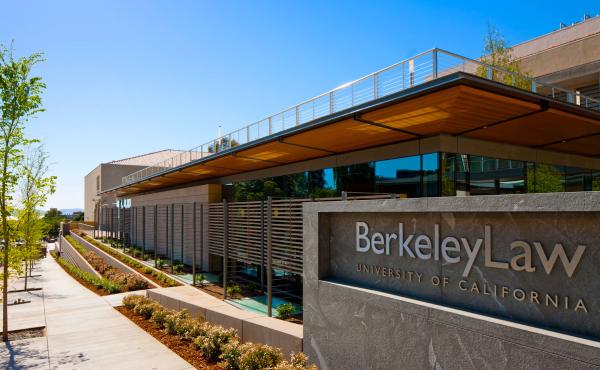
xmin=226 ymin=153 xmax=600 ymax=201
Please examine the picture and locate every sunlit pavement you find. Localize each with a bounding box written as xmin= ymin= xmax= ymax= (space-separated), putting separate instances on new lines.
xmin=0 ymin=252 xmax=194 ymax=370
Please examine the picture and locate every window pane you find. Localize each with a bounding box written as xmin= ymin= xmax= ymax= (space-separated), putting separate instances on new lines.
xmin=375 ymin=156 xmax=421 ymax=197
xmin=422 ymin=153 xmax=439 ymax=197
xmin=594 ymin=172 xmax=600 ymax=191
xmin=440 ymin=153 xmax=455 ymax=196
xmin=334 ymin=163 xmax=375 ymax=194
xmin=308 ymin=168 xmax=339 ymax=198
xmin=532 ymin=164 xmax=564 ymax=193
xmin=563 ymin=166 xmax=588 ymax=192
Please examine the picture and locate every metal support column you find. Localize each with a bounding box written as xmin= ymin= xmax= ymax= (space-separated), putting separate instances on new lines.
xmin=267 ymin=196 xmax=273 ymax=317
xmin=260 ymin=200 xmax=265 ymax=292
xmin=166 ymin=204 xmax=169 ymax=268
xmin=200 ymin=203 xmax=204 ymax=273
xmin=192 ymin=202 xmax=197 ymax=286
xmin=170 ymin=203 xmax=174 ymax=272
xmin=180 ymin=205 xmax=184 ymax=266
xmin=223 ymin=199 xmax=229 ymax=299
xmin=154 ymin=205 xmax=158 ymax=267
xmin=142 ymin=206 xmax=146 ymax=259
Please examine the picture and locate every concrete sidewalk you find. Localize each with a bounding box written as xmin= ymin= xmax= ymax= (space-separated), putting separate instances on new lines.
xmin=0 ymin=254 xmax=194 ymax=370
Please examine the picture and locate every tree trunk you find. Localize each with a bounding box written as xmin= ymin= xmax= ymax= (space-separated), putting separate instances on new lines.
xmin=2 ymin=146 xmax=10 ymax=342
xmin=24 ymin=260 xmax=28 ymax=291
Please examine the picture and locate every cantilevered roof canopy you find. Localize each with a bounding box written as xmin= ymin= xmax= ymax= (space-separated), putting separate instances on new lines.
xmin=105 ymin=73 xmax=600 ymax=197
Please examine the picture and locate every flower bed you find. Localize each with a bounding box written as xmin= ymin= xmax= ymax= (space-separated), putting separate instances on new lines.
xmin=50 ymin=250 xmax=120 ymax=294
xmin=121 ymin=295 xmax=316 ymax=370
xmin=65 ymin=236 xmax=148 ymax=291
xmin=80 ymin=234 xmax=180 ymax=287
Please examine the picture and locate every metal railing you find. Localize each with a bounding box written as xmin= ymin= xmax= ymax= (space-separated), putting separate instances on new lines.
xmin=122 ymin=48 xmax=600 ymax=186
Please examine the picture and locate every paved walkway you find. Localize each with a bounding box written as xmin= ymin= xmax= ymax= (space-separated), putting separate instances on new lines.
xmin=0 ymin=252 xmax=194 ymax=370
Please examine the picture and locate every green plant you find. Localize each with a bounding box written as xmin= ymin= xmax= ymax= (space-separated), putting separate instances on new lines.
xmin=238 ymin=343 xmax=283 ymax=370
xmin=194 ymin=273 xmax=206 ymax=286
xmin=275 ymin=303 xmax=295 ymax=320
xmin=122 ymin=294 xmax=149 ymax=309
xmin=244 ymin=282 xmax=257 ymax=293
xmin=164 ymin=309 xmax=191 ymax=335
xmin=151 ymin=306 xmax=172 ymax=328
xmin=183 ymin=319 xmax=209 ymax=341
xmin=51 ymin=250 xmax=122 ymax=294
xmin=273 ymin=352 xmax=317 ymax=370
xmin=194 ymin=325 xmax=237 ymax=361
xmin=226 ymin=283 xmax=241 ymax=298
xmin=219 ymin=340 xmax=244 ymax=370
xmin=156 ymin=258 xmax=165 ymax=269
xmin=173 ymin=263 xmax=184 ymax=274
xmin=134 ymin=302 xmax=160 ymax=319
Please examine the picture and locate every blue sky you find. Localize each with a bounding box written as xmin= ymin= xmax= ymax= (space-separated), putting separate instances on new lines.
xmin=0 ymin=0 xmax=597 ymax=209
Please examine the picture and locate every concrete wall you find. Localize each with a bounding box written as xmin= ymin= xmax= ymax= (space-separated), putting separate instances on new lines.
xmin=303 ymin=193 xmax=600 ymax=370
xmin=59 ymin=235 xmax=101 ymax=278
xmin=84 ymin=163 xmax=148 ymax=223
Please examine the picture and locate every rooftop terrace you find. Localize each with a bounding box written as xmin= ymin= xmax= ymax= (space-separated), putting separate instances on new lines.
xmin=114 ymin=48 xmax=600 ymax=194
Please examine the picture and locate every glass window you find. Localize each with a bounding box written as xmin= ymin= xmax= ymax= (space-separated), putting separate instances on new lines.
xmin=440 ymin=153 xmax=456 ymax=196
xmin=307 ymin=168 xmax=338 ymax=198
xmin=335 ymin=163 xmax=375 ymax=194
xmin=531 ymin=164 xmax=564 ymax=193
xmin=593 ymin=172 xmax=600 ymax=191
xmin=563 ymin=166 xmax=589 ymax=192
xmin=375 ymin=156 xmax=421 ymax=197
xmin=422 ymin=153 xmax=439 ymax=197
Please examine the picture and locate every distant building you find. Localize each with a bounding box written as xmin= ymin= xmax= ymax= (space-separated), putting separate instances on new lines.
xmin=84 ymin=150 xmax=186 ymax=222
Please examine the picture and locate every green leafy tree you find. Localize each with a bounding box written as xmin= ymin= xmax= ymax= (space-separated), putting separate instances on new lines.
xmin=0 ymin=44 xmax=45 ymax=341
xmin=17 ymin=145 xmax=55 ymax=290
xmin=43 ymin=209 xmax=65 ymax=238
xmin=478 ymin=25 xmax=531 ymax=89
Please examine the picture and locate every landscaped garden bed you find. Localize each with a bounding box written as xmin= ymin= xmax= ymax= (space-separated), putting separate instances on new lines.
xmin=51 ymin=250 xmax=118 ymax=295
xmin=79 ymin=234 xmax=180 ymax=288
xmin=65 ymin=235 xmax=148 ymax=292
xmin=119 ymin=295 xmax=316 ymax=370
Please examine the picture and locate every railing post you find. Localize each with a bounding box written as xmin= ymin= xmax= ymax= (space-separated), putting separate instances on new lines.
xmin=486 ymin=66 xmax=493 ymax=80
xmin=165 ymin=204 xmax=169 ymax=269
xmin=373 ymin=74 xmax=379 ymax=99
xmin=531 ymin=81 xmax=537 ymax=93
xmin=295 ymin=106 xmax=300 ymax=126
xmin=246 ymin=126 xmax=250 ymax=143
xmin=268 ymin=117 xmax=272 ymax=135
xmin=193 ymin=202 xmax=197 ymax=286
xmin=409 ymin=59 xmax=415 ymax=87
xmin=432 ymin=49 xmax=438 ymax=79
xmin=223 ymin=199 xmax=229 ymax=299
xmin=329 ymin=91 xmax=334 ymax=114
xmin=266 ymin=196 xmax=273 ymax=317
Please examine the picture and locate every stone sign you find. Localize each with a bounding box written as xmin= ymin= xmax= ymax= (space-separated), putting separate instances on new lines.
xmin=325 ymin=211 xmax=600 ymax=340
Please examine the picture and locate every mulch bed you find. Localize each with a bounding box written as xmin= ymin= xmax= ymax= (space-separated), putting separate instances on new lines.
xmin=1 ymin=327 xmax=46 ymax=341
xmin=116 ymin=306 xmax=220 ymax=370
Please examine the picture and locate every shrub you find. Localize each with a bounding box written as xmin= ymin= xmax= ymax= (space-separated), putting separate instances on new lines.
xmin=164 ymin=309 xmax=191 ymax=335
xmin=183 ymin=319 xmax=209 ymax=341
xmin=244 ymin=282 xmax=257 ymax=293
xmin=226 ymin=283 xmax=241 ymax=298
xmin=134 ymin=302 xmax=161 ymax=319
xmin=173 ymin=263 xmax=184 ymax=274
xmin=124 ymin=275 xmax=149 ymax=291
xmin=239 ymin=343 xmax=283 ymax=370
xmin=156 ymin=258 xmax=165 ymax=269
xmin=275 ymin=303 xmax=295 ymax=320
xmin=123 ymin=294 xmax=149 ymax=309
xmin=272 ymin=352 xmax=317 ymax=370
xmin=194 ymin=325 xmax=237 ymax=361
xmin=143 ymin=267 xmax=153 ymax=274
xmin=151 ymin=306 xmax=172 ymax=328
xmin=219 ymin=340 xmax=244 ymax=370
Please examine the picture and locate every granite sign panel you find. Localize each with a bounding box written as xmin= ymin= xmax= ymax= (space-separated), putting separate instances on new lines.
xmin=325 ymin=211 xmax=600 ymax=340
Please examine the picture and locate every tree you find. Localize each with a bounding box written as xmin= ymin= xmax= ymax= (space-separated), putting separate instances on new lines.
xmin=0 ymin=44 xmax=45 ymax=341
xmin=43 ymin=209 xmax=64 ymax=238
xmin=17 ymin=145 xmax=55 ymax=290
xmin=478 ymin=24 xmax=531 ymax=89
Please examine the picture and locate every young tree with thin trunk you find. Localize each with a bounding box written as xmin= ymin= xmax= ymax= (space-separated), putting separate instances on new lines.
xmin=17 ymin=145 xmax=55 ymax=291
xmin=0 ymin=44 xmax=45 ymax=341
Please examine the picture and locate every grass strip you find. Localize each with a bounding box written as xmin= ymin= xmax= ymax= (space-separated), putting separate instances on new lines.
xmin=50 ymin=249 xmax=121 ymax=294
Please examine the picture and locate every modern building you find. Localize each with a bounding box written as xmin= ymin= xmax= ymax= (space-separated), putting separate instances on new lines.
xmin=90 ymin=17 xmax=600 ymax=368
xmin=84 ymin=149 xmax=186 ymax=223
